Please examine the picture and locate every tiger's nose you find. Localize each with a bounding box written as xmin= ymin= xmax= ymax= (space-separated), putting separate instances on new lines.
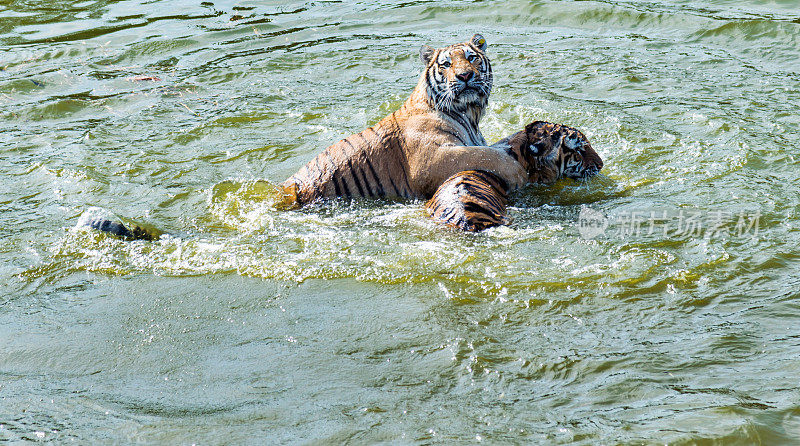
xmin=456 ymin=71 xmax=473 ymax=82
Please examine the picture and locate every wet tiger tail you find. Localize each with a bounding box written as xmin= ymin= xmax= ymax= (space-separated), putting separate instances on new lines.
xmin=425 ymin=170 xmax=509 ymax=232
xmin=79 ymin=210 xmax=163 ymax=241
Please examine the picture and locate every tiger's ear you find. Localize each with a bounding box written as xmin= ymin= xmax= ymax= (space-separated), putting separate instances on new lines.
xmin=419 ymin=45 xmax=435 ymax=65
xmin=470 ymin=34 xmax=487 ymax=52
xmin=524 ymin=121 xmax=559 ymax=162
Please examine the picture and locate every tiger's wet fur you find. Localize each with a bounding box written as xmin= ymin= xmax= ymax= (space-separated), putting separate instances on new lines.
xmin=426 ymin=121 xmax=603 ymax=232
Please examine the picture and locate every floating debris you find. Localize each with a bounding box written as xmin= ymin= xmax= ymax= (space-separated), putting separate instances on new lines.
xmin=126 ymin=75 xmax=161 ymax=82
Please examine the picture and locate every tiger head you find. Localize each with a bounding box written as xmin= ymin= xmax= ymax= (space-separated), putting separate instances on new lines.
xmin=509 ymin=121 xmax=604 ymax=184
xmin=419 ymin=34 xmax=493 ymax=114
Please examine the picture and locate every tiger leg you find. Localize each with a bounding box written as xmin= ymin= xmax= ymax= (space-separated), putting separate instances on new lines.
xmin=275 ymin=182 xmax=301 ymax=210
xmin=414 ymin=144 xmax=527 ymax=199
xmin=425 ymin=170 xmax=509 ymax=232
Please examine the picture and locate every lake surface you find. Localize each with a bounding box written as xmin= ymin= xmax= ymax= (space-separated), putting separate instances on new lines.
xmin=3 ymin=0 xmax=800 ymax=443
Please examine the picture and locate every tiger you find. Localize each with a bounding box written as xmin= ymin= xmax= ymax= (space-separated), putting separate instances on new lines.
xmin=279 ymin=33 xmax=529 ymax=207
xmin=80 ymin=35 xmax=595 ymax=239
xmin=425 ymin=169 xmax=511 ymax=232
xmin=82 ymin=34 xmax=531 ymax=239
xmin=425 ymin=121 xmax=604 ymax=232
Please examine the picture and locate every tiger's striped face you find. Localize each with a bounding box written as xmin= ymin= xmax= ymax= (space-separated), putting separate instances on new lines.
xmin=419 ymin=34 xmax=493 ymax=114
xmin=510 ymin=121 xmax=604 ymax=184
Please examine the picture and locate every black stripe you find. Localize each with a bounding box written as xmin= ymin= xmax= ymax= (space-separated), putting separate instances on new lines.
xmin=431 ymin=199 xmax=447 ymax=215
xmin=337 ymin=171 xmax=351 ymax=197
xmin=363 ymin=126 xmax=380 ymax=141
xmin=358 ymin=167 xmax=373 ymax=197
xmin=463 ymin=202 xmax=492 ymax=215
xmin=479 ymin=189 xmax=505 ymax=210
xmin=433 ymin=206 xmax=449 ymax=221
xmin=441 ymin=207 xmax=458 ymax=223
xmin=363 ymin=157 xmax=385 ymax=197
xmin=382 ymin=117 xmax=403 ymax=198
xmin=428 ymin=69 xmax=441 ymax=88
xmin=354 ymin=131 xmax=370 ymax=147
xmin=304 ymin=155 xmax=322 ymax=196
xmin=346 ymin=159 xmax=365 ymax=197
xmin=319 ymin=149 xmax=340 ymax=197
xmin=390 ymin=114 xmax=413 ymax=198
xmin=485 ymin=193 xmax=506 ymax=211
xmin=342 ymin=137 xmax=357 ymax=156
xmin=340 ymin=138 xmax=363 ymax=197
xmin=331 ymin=152 xmax=351 ymax=198
xmin=454 ymin=113 xmax=479 ymax=144
xmin=471 ymin=174 xmax=503 ymax=196
xmin=470 ymin=194 xmax=502 ymax=213
xmin=505 ymin=145 xmax=520 ymax=163
xmin=439 ymin=127 xmax=464 ymax=145
xmin=474 ymin=170 xmax=508 ymax=192
xmin=313 ymin=153 xmax=322 ymax=176
xmin=332 ymin=174 xmax=342 ymax=197
xmin=468 ymin=187 xmax=495 ymax=203
xmin=351 ymin=132 xmax=378 ymax=197
xmin=462 ymin=176 xmax=506 ymax=211
xmin=468 ymin=214 xmax=495 ymax=224
xmin=387 ymin=176 xmax=401 ymax=198
xmin=329 ymin=165 xmax=341 ymax=197
xmin=398 ymin=157 xmax=413 ymax=198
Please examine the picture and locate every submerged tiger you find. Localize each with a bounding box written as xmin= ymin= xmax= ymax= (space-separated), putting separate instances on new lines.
xmin=425 ymin=121 xmax=604 ymax=232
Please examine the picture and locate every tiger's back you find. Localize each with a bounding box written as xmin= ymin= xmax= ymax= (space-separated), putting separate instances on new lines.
xmin=426 ymin=121 xmax=604 ymax=232
xmin=425 ymin=170 xmax=509 ymax=232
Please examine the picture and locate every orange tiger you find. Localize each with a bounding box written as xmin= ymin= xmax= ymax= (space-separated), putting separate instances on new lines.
xmin=279 ymin=33 xmax=528 ymax=206
xmin=81 ymin=36 xmax=596 ymax=239
xmin=426 ymin=121 xmax=604 ymax=232
xmin=84 ymin=34 xmax=525 ymax=239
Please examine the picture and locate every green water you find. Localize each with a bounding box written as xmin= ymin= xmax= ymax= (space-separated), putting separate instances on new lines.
xmin=3 ymin=0 xmax=800 ymax=443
